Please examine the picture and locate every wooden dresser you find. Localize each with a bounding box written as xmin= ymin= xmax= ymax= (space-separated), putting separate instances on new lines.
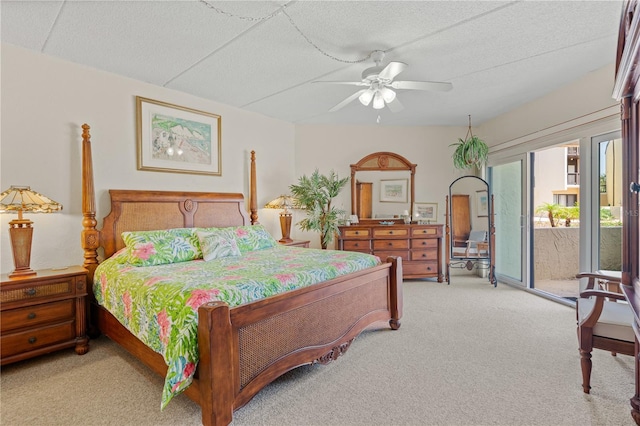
xmin=0 ymin=266 xmax=90 ymax=365
xmin=337 ymin=223 xmax=443 ymax=281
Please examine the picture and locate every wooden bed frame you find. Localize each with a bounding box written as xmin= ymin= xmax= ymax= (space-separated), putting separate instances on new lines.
xmin=79 ymin=124 xmax=403 ymax=425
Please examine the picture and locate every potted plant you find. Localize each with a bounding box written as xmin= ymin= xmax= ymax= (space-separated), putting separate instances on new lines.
xmin=450 ymin=115 xmax=489 ymax=170
xmin=289 ymin=169 xmax=349 ymax=249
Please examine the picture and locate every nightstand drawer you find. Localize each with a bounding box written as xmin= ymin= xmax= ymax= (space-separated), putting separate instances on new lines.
xmin=1 ymin=321 xmax=75 ymax=358
xmin=0 ymin=300 xmax=74 ymax=333
xmin=1 ymin=280 xmax=73 ymax=305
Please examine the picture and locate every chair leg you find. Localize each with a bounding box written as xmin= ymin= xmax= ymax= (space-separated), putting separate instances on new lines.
xmin=580 ymin=348 xmax=592 ymax=394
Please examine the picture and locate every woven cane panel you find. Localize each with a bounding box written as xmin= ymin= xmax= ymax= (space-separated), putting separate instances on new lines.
xmin=1 ymin=282 xmax=71 ymax=304
xmin=237 ymin=279 xmax=388 ymax=389
xmin=193 ymin=202 xmax=247 ymax=227
xmin=114 ymin=203 xmax=185 ymax=250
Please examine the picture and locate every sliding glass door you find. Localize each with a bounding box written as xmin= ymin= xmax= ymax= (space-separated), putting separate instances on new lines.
xmin=489 ymin=156 xmax=528 ymax=286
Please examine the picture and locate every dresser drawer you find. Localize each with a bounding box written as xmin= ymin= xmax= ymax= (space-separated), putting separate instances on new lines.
xmin=373 ymin=228 xmax=408 ymax=238
xmin=342 ymin=228 xmax=370 ymax=238
xmin=404 ymin=261 xmax=439 ymax=276
xmin=411 ymin=239 xmax=438 ymax=249
xmin=412 ymin=227 xmax=442 ymax=237
xmin=373 ymin=239 xmax=409 ymax=250
xmin=0 ymin=300 xmax=74 ymax=333
xmin=1 ymin=321 xmax=75 ymax=358
xmin=1 ymin=279 xmax=74 ymax=306
xmin=411 ymin=249 xmax=438 ymax=261
xmin=373 ymin=250 xmax=409 ymax=261
xmin=343 ymin=240 xmax=371 ymax=251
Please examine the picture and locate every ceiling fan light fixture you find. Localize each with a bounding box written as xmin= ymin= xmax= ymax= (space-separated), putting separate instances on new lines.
xmin=380 ymin=87 xmax=396 ymax=103
xmin=359 ymin=89 xmax=374 ymax=106
xmin=373 ymin=91 xmax=385 ymax=109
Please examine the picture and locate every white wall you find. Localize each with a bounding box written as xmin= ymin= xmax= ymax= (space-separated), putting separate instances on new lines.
xmin=479 ymin=64 xmax=619 ymax=148
xmin=0 ymin=44 xmax=295 ymax=274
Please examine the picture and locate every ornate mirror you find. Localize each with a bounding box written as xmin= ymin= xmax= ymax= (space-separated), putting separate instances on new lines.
xmin=445 ymin=175 xmax=496 ymax=285
xmin=350 ymin=152 xmax=416 ymax=223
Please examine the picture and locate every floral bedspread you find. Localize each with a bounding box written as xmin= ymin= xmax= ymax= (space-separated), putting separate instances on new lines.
xmin=94 ymin=246 xmax=381 ymax=408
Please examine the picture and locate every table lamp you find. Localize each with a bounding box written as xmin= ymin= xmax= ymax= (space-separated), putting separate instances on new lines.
xmin=0 ymin=186 xmax=63 ymax=277
xmin=264 ymin=195 xmax=295 ymax=243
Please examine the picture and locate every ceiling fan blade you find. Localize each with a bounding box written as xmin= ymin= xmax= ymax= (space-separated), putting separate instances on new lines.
xmin=391 ymin=80 xmax=453 ymax=92
xmin=386 ymin=97 xmax=404 ymax=113
xmin=329 ymin=89 xmax=367 ymax=112
xmin=313 ymin=81 xmax=368 ymax=86
xmin=378 ymin=61 xmax=407 ymax=81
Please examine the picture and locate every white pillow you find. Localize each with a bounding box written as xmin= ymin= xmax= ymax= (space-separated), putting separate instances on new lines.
xmin=196 ymin=230 xmax=241 ymax=261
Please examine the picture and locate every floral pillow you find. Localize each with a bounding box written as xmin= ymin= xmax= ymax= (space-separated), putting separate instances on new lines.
xmin=196 ymin=230 xmax=241 ymax=261
xmin=230 ymin=225 xmax=277 ymax=253
xmin=121 ymin=228 xmax=202 ymax=266
xmin=199 ymin=224 xmax=277 ymax=254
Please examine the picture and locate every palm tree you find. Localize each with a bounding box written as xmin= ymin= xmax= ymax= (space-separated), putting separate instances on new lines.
xmin=535 ymin=202 xmax=562 ymax=227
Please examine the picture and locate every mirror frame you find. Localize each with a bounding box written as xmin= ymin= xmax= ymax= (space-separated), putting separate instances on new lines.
xmin=445 ymin=175 xmax=496 ymax=286
xmin=350 ymin=152 xmax=416 ymax=222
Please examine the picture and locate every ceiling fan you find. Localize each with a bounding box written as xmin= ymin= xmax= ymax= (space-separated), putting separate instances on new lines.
xmin=315 ymin=50 xmax=453 ymax=113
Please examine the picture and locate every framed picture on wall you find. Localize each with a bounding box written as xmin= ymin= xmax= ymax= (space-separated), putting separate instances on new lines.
xmin=136 ymin=96 xmax=222 ymax=176
xmin=380 ymin=179 xmax=408 ymax=202
xmin=476 ymin=190 xmax=488 ymax=217
xmin=414 ymin=202 xmax=438 ymax=221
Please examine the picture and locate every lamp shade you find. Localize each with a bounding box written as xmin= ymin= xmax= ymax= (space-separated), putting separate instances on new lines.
xmin=264 ymin=195 xmax=295 ymax=213
xmin=0 ymin=186 xmax=63 ymax=217
xmin=0 ymin=186 xmax=62 ymax=277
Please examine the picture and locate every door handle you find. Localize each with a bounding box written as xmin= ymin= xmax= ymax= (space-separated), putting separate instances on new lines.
xmin=631 ymin=182 xmax=640 ymax=194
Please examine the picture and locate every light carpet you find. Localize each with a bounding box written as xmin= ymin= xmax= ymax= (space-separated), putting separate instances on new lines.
xmin=1 ymin=276 xmax=635 ymax=425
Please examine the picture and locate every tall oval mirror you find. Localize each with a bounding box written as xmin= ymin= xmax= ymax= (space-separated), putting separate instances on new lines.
xmin=445 ymin=176 xmax=496 ymax=286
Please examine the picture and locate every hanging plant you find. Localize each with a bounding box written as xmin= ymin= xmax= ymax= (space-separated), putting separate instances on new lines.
xmin=450 ymin=115 xmax=489 ymax=170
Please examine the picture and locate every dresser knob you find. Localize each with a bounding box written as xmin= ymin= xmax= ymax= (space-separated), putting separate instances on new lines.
xmin=427 ymin=266 xmax=432 ymax=271
xmin=355 ymin=243 xmax=359 ymax=247
xmin=388 ymin=243 xmax=392 ymax=246
xmin=422 ymin=241 xmax=426 ymax=245
xmin=389 ymin=231 xmax=393 ymax=234
xmin=422 ymin=254 xmax=426 ymax=258
xmin=355 ymin=231 xmax=359 ymax=235
xmin=27 ymin=312 xmax=36 ymax=320
xmin=28 ymin=337 xmax=37 ymax=344
xmin=24 ymin=288 xmax=36 ymax=296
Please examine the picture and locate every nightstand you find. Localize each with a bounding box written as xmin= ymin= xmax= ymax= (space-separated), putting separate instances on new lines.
xmin=0 ymin=266 xmax=90 ymax=365
xmin=279 ymin=240 xmax=310 ymax=248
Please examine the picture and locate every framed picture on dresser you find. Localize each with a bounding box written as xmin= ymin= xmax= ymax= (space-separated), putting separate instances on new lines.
xmin=414 ymin=202 xmax=438 ymax=221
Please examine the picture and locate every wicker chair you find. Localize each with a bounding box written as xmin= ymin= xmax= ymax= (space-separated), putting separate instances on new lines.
xmin=575 ymin=271 xmax=635 ymax=394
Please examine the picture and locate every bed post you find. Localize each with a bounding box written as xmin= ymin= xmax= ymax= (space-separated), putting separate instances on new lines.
xmin=81 ymin=124 xmax=100 ymax=285
xmin=249 ymin=150 xmax=258 ymax=225
xmin=198 ymin=301 xmax=234 ymax=426
xmin=388 ymin=256 xmax=403 ymax=330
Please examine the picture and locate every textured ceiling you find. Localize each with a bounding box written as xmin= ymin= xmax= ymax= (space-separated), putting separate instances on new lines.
xmin=1 ymin=0 xmax=624 ymax=126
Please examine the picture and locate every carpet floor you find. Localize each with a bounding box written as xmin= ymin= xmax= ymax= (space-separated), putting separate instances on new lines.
xmin=1 ymin=276 xmax=635 ymax=425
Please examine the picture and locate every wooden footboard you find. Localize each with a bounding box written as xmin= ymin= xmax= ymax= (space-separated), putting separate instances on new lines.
xmin=198 ymin=256 xmax=402 ymax=426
